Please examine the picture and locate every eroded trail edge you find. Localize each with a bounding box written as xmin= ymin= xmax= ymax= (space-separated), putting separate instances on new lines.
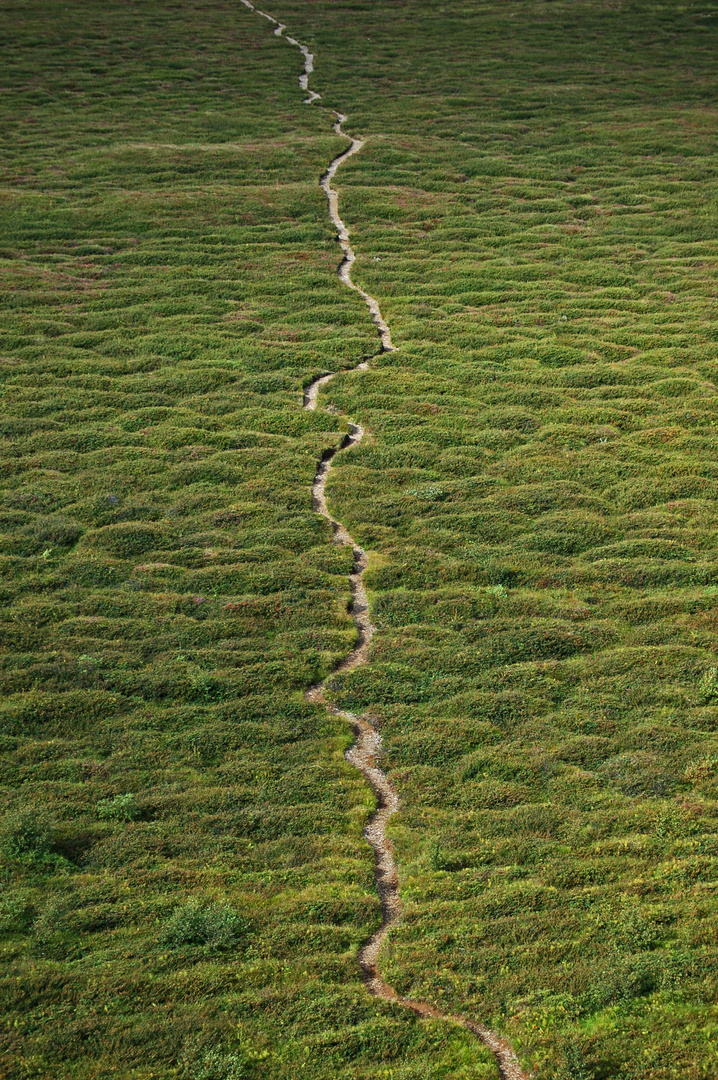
xmin=240 ymin=4 xmax=528 ymax=1077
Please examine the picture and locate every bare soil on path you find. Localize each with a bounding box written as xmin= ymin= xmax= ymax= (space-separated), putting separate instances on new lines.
xmin=241 ymin=4 xmax=529 ymax=1076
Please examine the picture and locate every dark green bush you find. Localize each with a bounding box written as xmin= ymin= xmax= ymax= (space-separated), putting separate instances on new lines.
xmin=161 ymin=899 xmax=247 ymax=952
xmin=181 ymin=1048 xmax=249 ymax=1080
xmin=1 ymin=811 xmax=67 ymax=870
xmin=96 ymin=793 xmax=140 ymax=822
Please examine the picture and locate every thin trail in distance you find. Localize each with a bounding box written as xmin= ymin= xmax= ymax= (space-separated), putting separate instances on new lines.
xmin=238 ymin=4 xmax=529 ymax=1077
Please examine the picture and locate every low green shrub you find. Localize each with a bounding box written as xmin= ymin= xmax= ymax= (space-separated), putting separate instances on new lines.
xmin=95 ymin=793 xmax=140 ymax=822
xmin=699 ymin=666 xmax=718 ymax=703
xmin=0 ymin=894 xmax=32 ymax=935
xmin=1 ymin=811 xmax=67 ymax=870
xmin=161 ymin=899 xmax=247 ymax=952
xmin=181 ymin=1048 xmax=249 ymax=1080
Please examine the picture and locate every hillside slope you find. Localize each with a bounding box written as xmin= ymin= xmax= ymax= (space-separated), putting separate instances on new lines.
xmin=1 ymin=2 xmax=718 ymax=1079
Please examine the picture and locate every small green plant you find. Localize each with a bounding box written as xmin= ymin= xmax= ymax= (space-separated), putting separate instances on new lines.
xmin=0 ymin=894 xmax=31 ymax=935
xmin=558 ymin=1041 xmax=602 ymax=1080
xmin=484 ymin=584 xmax=507 ymax=600
xmin=1 ymin=811 xmax=67 ymax=870
xmin=181 ymin=1048 xmax=249 ymax=1080
xmin=32 ymin=899 xmax=68 ymax=947
xmin=407 ymin=485 xmax=445 ymax=501
xmin=96 ymin=793 xmax=140 ymax=822
xmin=685 ymin=755 xmax=718 ymax=783
xmin=698 ymin=667 xmax=718 ymax=703
xmin=428 ymin=838 xmax=443 ymax=870
xmin=161 ymin=899 xmax=247 ymax=952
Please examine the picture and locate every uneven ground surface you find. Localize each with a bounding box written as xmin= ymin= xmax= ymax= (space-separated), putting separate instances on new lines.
xmin=1 ymin=1 xmax=718 ymax=1078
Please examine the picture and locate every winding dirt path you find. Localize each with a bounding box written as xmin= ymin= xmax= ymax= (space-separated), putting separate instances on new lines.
xmin=239 ymin=5 xmax=529 ymax=1077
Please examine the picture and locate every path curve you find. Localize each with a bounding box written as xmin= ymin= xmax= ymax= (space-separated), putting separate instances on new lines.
xmin=240 ymin=5 xmax=529 ymax=1077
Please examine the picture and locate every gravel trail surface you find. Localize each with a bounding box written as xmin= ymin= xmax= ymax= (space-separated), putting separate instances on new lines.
xmin=240 ymin=6 xmax=529 ymax=1075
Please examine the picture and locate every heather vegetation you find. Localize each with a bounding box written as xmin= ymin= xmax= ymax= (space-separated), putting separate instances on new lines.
xmin=2 ymin=1 xmax=718 ymax=1078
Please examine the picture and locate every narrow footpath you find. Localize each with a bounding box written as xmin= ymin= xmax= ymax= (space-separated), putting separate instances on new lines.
xmin=240 ymin=5 xmax=529 ymax=1076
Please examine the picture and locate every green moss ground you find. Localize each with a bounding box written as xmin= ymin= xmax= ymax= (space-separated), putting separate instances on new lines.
xmin=1 ymin=1 xmax=718 ymax=1078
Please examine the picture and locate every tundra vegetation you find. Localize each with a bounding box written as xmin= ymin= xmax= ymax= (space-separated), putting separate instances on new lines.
xmin=1 ymin=1 xmax=718 ymax=1078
